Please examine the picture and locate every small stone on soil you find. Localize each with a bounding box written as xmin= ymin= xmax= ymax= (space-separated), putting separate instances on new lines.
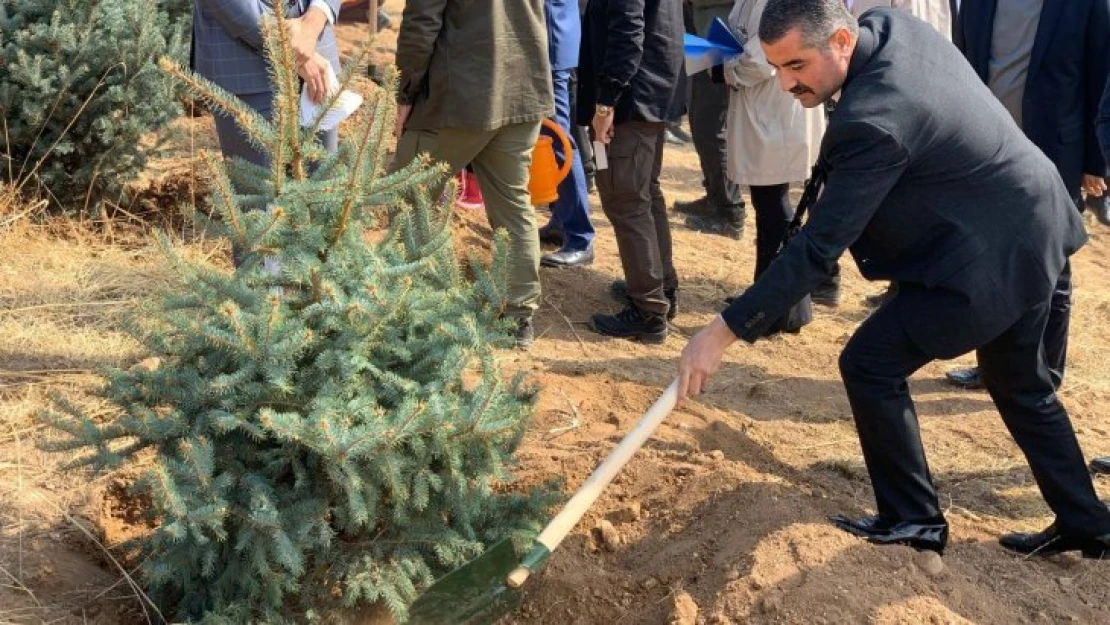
xmin=669 ymin=590 xmax=699 ymax=625
xmin=610 ymin=501 xmax=642 ymax=524
xmin=595 ymin=519 xmax=621 ymax=551
xmin=759 ymin=590 xmax=784 ymax=614
xmin=708 ymin=449 xmax=725 ymax=461
xmin=915 ymin=550 xmax=945 ymax=577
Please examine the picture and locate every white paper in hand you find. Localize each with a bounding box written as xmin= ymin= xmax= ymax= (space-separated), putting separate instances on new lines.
xmin=300 ymin=64 xmax=364 ymax=131
xmin=593 ymin=140 xmax=609 ymax=170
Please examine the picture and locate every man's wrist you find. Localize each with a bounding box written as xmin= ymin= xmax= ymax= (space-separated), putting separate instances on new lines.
xmin=711 ymin=314 xmax=739 ymax=346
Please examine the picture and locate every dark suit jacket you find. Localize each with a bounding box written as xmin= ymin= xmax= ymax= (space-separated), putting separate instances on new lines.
xmin=954 ymin=0 xmax=1110 ymax=198
xmin=1099 ymin=74 xmax=1110 ymax=161
xmin=576 ymin=0 xmax=684 ymax=125
xmin=721 ymin=10 xmax=1087 ymax=359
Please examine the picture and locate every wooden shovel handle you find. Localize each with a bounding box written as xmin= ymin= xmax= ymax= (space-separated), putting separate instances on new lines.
xmin=507 ymin=379 xmax=679 ymax=587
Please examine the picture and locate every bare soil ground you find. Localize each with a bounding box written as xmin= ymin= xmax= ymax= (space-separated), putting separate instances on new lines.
xmin=2 ymin=2 xmax=1110 ymax=623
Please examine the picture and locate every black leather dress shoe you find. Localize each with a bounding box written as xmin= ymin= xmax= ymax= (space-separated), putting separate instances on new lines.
xmin=999 ymin=523 xmax=1110 ymax=558
xmin=1091 ymin=457 xmax=1110 ymax=475
xmin=538 ymin=224 xmax=564 ymax=246
xmin=830 ymin=514 xmax=948 ymax=554
xmin=945 ymin=367 xmax=984 ymax=389
xmin=541 ymin=248 xmax=594 ymax=268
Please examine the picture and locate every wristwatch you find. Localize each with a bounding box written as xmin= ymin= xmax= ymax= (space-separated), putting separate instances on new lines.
xmin=595 ymin=104 xmax=613 ymax=117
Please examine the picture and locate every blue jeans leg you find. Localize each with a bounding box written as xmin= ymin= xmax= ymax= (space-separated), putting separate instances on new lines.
xmin=549 ymin=69 xmax=594 ymax=251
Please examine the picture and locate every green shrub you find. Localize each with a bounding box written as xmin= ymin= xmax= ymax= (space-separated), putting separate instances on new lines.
xmin=0 ymin=0 xmax=186 ymax=211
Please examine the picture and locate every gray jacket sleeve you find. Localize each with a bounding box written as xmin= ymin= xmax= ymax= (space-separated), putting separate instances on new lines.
xmin=194 ymin=1 xmax=342 ymax=51
xmin=195 ymin=0 xmax=270 ymax=51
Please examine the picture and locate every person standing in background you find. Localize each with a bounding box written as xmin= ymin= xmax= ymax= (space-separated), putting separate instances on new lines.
xmin=394 ymin=0 xmax=554 ymax=349
xmin=193 ymin=0 xmax=343 ymax=172
xmin=722 ymin=0 xmax=826 ymax=335
xmin=1089 ymin=75 xmax=1110 ymax=476
xmin=580 ymin=0 xmax=684 ymax=343
xmin=946 ymin=0 xmax=1110 ymax=391
xmin=674 ymin=0 xmax=748 ymax=241
xmin=538 ymin=0 xmax=597 ymax=269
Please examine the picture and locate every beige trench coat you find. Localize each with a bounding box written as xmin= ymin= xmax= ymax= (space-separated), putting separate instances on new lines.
xmin=850 ymin=0 xmax=952 ymax=41
xmin=723 ymin=0 xmax=826 ymax=187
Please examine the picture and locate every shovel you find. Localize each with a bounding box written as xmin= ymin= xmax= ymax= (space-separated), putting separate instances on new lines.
xmin=407 ymin=379 xmax=680 ymax=625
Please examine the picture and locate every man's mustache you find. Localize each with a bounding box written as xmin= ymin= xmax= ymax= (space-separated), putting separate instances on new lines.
xmin=790 ymin=85 xmax=814 ymax=95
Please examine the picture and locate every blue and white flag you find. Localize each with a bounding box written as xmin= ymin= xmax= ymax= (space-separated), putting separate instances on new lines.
xmin=683 ymin=17 xmax=744 ymax=76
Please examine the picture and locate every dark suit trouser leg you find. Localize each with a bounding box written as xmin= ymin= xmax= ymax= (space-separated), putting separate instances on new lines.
xmin=688 ymin=71 xmax=743 ymax=222
xmin=597 ymin=121 xmax=675 ymax=317
xmin=1041 ymin=260 xmax=1071 ymax=389
xmin=839 ymin=300 xmax=940 ymax=522
xmin=977 ymin=283 xmax=1110 ymax=537
xmin=750 ymin=184 xmax=792 ymax=279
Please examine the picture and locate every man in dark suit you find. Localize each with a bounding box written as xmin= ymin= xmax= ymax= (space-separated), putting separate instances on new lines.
xmin=678 ymin=0 xmax=1110 ymax=557
xmin=946 ymin=0 xmax=1110 ymax=390
xmin=537 ymin=0 xmax=597 ymax=269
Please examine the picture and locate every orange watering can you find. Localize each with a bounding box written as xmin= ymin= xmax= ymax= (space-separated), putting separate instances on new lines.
xmin=529 ymin=118 xmax=574 ymax=206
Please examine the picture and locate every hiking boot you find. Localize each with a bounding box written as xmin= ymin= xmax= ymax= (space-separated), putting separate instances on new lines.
xmin=511 ymin=317 xmax=534 ymax=350
xmin=673 ymin=196 xmax=715 ymax=217
xmin=608 ymin=280 xmax=677 ymax=320
xmin=590 ymin=304 xmax=668 ymax=343
xmin=685 ymin=214 xmax=743 ymax=240
xmin=666 ymin=121 xmax=692 ymax=143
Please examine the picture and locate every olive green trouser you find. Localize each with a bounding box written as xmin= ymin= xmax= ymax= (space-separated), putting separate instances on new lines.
xmin=395 ymin=120 xmax=542 ymax=318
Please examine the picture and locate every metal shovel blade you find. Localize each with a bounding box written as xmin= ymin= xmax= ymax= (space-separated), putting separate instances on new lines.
xmin=407 ymin=538 xmax=523 ymax=625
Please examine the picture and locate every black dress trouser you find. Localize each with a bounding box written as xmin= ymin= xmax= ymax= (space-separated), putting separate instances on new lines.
xmin=838 ymin=268 xmax=1110 ymax=537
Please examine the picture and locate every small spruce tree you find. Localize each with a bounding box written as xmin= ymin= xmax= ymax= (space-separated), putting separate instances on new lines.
xmin=41 ymin=7 xmax=551 ymax=623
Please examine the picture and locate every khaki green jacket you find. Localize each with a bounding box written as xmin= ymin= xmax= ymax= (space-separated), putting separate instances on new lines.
xmin=397 ymin=0 xmax=554 ymax=131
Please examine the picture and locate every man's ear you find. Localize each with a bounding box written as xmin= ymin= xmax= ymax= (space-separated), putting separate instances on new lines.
xmin=829 ymin=27 xmax=854 ymax=53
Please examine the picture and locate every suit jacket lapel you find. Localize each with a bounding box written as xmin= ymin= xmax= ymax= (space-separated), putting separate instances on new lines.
xmin=1027 ymin=0 xmax=1064 ymax=85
